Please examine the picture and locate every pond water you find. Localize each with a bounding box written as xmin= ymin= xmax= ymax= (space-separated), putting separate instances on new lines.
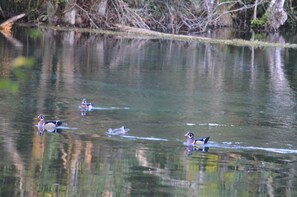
xmin=0 ymin=27 xmax=297 ymax=196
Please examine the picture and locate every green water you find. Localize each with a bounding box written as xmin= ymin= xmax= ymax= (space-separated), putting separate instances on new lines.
xmin=0 ymin=27 xmax=297 ymax=196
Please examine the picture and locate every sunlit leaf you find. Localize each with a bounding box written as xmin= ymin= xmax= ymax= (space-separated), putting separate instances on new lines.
xmin=12 ymin=56 xmax=35 ymax=68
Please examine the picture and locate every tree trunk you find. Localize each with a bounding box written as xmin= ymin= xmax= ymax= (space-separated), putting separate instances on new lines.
xmin=253 ymin=0 xmax=258 ymax=21
xmin=265 ymin=0 xmax=287 ymax=31
xmin=97 ymin=0 xmax=107 ymax=16
xmin=64 ymin=0 xmax=77 ymax=26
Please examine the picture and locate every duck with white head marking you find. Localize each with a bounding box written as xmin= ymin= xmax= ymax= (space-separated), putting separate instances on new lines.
xmin=81 ymin=98 xmax=93 ymax=110
xmin=184 ymin=131 xmax=210 ymax=146
xmin=37 ymin=114 xmax=62 ymax=132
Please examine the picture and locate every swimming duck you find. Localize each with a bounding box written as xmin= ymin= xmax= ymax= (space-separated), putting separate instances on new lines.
xmin=81 ymin=98 xmax=93 ymax=111
xmin=184 ymin=132 xmax=210 ymax=146
xmin=37 ymin=114 xmax=62 ymax=132
xmin=107 ymin=126 xmax=130 ymax=135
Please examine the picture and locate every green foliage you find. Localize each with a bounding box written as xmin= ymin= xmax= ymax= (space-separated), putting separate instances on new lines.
xmin=27 ymin=9 xmax=40 ymax=21
xmin=250 ymin=15 xmax=268 ymax=31
xmin=252 ymin=32 xmax=268 ymax=41
xmin=29 ymin=28 xmax=43 ymax=39
xmin=0 ymin=79 xmax=18 ymax=93
xmin=285 ymin=9 xmax=297 ymax=29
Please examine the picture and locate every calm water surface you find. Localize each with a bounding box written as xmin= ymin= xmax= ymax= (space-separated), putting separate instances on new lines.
xmin=0 ymin=27 xmax=297 ymax=196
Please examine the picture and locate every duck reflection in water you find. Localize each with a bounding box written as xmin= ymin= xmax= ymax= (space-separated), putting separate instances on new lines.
xmin=185 ymin=145 xmax=209 ymax=155
xmin=37 ymin=127 xmax=62 ymax=136
xmin=184 ymin=132 xmax=210 ymax=155
xmin=80 ymin=108 xmax=87 ymax=116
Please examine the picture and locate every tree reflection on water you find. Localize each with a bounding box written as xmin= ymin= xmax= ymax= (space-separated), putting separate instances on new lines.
xmin=0 ymin=27 xmax=297 ymax=196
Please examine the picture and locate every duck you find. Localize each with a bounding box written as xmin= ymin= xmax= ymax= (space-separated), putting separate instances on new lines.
xmin=107 ymin=126 xmax=130 ymax=135
xmin=37 ymin=114 xmax=62 ymax=132
xmin=80 ymin=98 xmax=93 ymax=111
xmin=184 ymin=131 xmax=210 ymax=146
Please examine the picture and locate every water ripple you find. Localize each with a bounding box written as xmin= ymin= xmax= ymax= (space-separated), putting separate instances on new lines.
xmin=92 ymin=106 xmax=130 ymax=110
xmin=122 ymin=135 xmax=168 ymax=141
xmin=186 ymin=122 xmax=234 ymax=127
xmin=208 ymin=142 xmax=297 ymax=154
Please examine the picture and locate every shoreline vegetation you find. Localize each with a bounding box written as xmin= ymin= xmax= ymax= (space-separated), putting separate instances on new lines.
xmin=1 ymin=0 xmax=297 ymax=48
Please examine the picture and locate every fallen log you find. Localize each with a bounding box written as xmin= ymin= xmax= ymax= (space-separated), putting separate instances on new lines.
xmin=0 ymin=13 xmax=26 ymax=35
xmin=114 ymin=24 xmax=297 ymax=48
xmin=0 ymin=13 xmax=25 ymax=47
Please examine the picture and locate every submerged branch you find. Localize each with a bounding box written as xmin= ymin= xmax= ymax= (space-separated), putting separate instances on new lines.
xmin=37 ymin=24 xmax=297 ymax=49
xmin=0 ymin=13 xmax=26 ymax=34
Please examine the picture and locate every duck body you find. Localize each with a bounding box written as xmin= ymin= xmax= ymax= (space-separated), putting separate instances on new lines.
xmin=107 ymin=126 xmax=130 ymax=135
xmin=81 ymin=98 xmax=93 ymax=111
xmin=184 ymin=132 xmax=210 ymax=146
xmin=38 ymin=114 xmax=62 ymax=132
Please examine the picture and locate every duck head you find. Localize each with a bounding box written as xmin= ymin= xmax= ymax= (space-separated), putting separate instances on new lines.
xmin=184 ymin=132 xmax=194 ymax=139
xmin=38 ymin=114 xmax=45 ymax=120
xmin=37 ymin=114 xmax=45 ymax=128
xmin=81 ymin=98 xmax=87 ymax=105
xmin=184 ymin=132 xmax=195 ymax=144
xmin=81 ymin=98 xmax=93 ymax=110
